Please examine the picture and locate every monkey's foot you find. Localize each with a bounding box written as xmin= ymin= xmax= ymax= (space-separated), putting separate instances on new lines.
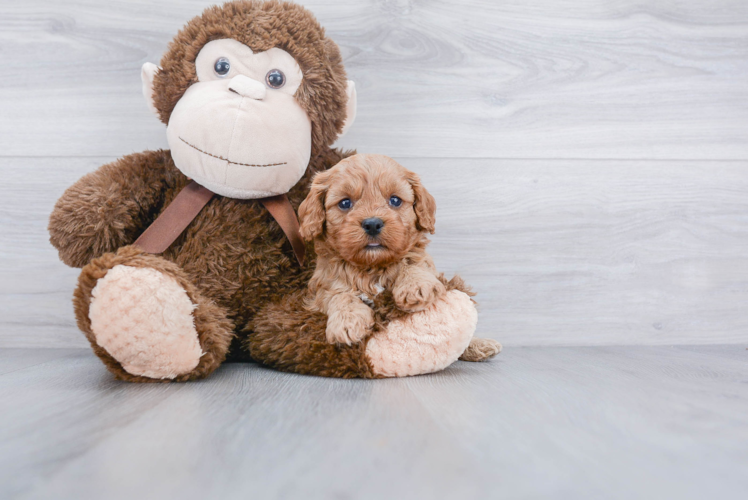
xmin=365 ymin=290 xmax=477 ymax=377
xmin=459 ymin=337 xmax=502 ymax=362
xmin=88 ymin=265 xmax=203 ymax=379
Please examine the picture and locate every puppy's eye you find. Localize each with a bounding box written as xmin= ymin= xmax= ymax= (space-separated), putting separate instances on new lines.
xmin=389 ymin=195 xmax=402 ymax=207
xmin=266 ymin=69 xmax=286 ymax=89
xmin=338 ymin=199 xmax=352 ymax=210
xmin=214 ymin=57 xmax=231 ymax=77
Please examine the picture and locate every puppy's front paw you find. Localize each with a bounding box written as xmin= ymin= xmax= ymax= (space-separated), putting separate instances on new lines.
xmin=393 ymin=275 xmax=447 ymax=312
xmin=326 ymin=305 xmax=374 ymax=345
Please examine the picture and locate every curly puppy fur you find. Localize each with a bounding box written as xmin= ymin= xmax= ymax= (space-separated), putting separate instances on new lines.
xmin=298 ymin=154 xmax=445 ymax=346
xmin=48 ymin=1 xmax=353 ymax=381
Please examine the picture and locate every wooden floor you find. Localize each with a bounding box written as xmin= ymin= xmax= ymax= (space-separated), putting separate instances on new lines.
xmin=1 ymin=346 xmax=746 ymax=500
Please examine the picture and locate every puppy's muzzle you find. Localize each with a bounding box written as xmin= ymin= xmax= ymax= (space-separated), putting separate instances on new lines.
xmin=362 ymin=217 xmax=384 ymax=237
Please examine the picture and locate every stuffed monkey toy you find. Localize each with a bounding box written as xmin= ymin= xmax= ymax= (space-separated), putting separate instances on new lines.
xmin=48 ymin=0 xmax=499 ymax=382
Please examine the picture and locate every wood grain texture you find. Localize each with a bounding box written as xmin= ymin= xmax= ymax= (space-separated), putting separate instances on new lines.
xmin=2 ymin=1 xmax=747 ymax=347
xmin=3 ymin=3 xmax=746 ymax=497
xmin=0 ymin=346 xmax=746 ymax=500
xmin=3 ymin=157 xmax=748 ymax=347
xmin=1 ymin=0 xmax=746 ymax=158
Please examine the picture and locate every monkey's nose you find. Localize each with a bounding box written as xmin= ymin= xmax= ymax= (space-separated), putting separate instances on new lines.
xmin=228 ymin=75 xmax=266 ymax=100
xmin=362 ymin=217 xmax=384 ymax=237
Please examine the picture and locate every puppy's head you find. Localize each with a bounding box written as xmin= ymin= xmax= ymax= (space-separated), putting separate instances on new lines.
xmin=298 ymin=154 xmax=436 ymax=267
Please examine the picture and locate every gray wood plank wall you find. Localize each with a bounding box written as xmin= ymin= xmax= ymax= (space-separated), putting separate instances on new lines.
xmin=1 ymin=0 xmax=747 ymax=347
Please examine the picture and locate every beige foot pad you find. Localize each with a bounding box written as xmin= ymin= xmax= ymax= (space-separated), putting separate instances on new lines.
xmin=88 ymin=265 xmax=203 ymax=379
xmin=366 ymin=290 xmax=477 ymax=377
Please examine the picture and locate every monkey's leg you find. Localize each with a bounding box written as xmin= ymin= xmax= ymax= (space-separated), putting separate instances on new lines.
xmin=74 ymin=246 xmax=233 ymax=382
xmin=251 ymin=289 xmax=485 ymax=378
xmin=248 ymin=292 xmax=377 ymax=379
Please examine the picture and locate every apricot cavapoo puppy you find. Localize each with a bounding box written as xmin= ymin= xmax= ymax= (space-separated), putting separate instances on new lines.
xmin=297 ymin=153 xmax=500 ymax=360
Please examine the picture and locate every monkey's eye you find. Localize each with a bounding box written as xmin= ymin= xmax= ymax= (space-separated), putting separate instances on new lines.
xmin=214 ymin=57 xmax=231 ymax=77
xmin=338 ymin=199 xmax=352 ymax=210
xmin=266 ymin=69 xmax=286 ymax=89
xmin=389 ymin=195 xmax=403 ymax=207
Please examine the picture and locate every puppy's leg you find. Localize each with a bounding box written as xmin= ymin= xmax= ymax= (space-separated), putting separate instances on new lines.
xmin=392 ymin=265 xmax=447 ymax=312
xmin=326 ymin=292 xmax=375 ymax=345
xmin=459 ymin=338 xmax=502 ymax=362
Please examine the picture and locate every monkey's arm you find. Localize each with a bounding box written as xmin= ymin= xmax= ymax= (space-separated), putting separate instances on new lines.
xmin=49 ymin=150 xmax=182 ymax=268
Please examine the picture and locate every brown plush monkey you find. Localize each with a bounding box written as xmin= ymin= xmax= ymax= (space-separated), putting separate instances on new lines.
xmin=49 ymin=1 xmax=358 ymax=382
xmin=49 ymin=1 xmax=498 ymax=382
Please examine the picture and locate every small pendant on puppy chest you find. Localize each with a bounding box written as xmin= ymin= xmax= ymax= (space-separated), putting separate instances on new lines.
xmin=358 ymin=283 xmax=385 ymax=308
xmin=358 ymin=293 xmax=375 ymax=307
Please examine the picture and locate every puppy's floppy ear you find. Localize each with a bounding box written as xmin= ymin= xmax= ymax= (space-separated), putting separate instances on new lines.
xmin=407 ymin=171 xmax=437 ymax=234
xmin=298 ymin=170 xmax=333 ymax=241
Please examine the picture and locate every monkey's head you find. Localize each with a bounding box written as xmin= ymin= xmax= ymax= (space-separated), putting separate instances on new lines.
xmin=141 ymin=0 xmax=356 ymax=199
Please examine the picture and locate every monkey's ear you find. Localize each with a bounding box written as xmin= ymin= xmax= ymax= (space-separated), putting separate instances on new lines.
xmin=408 ymin=171 xmax=437 ymax=234
xmin=141 ymin=62 xmax=161 ymax=118
xmin=338 ymin=81 xmax=357 ymax=138
xmin=298 ymin=170 xmax=333 ymax=241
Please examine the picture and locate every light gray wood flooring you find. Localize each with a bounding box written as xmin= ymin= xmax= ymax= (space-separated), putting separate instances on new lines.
xmin=1 ymin=346 xmax=746 ymax=500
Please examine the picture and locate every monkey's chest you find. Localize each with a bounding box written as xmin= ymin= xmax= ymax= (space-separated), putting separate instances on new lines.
xmin=160 ymin=196 xmax=306 ymax=303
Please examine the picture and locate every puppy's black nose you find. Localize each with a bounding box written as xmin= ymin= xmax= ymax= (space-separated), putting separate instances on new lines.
xmin=362 ymin=217 xmax=384 ymax=236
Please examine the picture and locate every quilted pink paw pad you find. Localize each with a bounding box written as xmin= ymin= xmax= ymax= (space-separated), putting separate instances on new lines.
xmin=88 ymin=265 xmax=203 ymax=379
xmin=365 ymin=290 xmax=477 ymax=377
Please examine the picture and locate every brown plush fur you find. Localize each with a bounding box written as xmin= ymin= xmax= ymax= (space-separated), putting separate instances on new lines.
xmin=48 ymin=1 xmax=352 ymax=382
xmin=297 ymin=154 xmax=446 ymax=346
xmin=250 ymin=275 xmax=473 ymax=378
xmin=74 ymin=246 xmax=234 ymax=382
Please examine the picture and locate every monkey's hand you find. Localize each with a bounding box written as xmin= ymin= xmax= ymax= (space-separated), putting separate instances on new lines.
xmin=325 ymin=293 xmax=374 ymax=345
xmin=49 ymin=150 xmax=180 ymax=268
xmin=392 ymin=266 xmax=447 ymax=313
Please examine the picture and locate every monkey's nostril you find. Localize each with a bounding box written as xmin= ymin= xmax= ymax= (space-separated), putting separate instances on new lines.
xmin=362 ymin=217 xmax=384 ymax=236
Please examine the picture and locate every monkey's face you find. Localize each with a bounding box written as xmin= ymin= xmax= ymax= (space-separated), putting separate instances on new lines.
xmin=142 ymin=2 xmax=357 ymax=199
xmin=147 ymin=39 xmax=314 ymax=199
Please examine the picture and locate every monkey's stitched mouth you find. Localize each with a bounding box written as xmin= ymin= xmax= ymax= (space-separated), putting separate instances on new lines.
xmin=179 ymin=137 xmax=287 ymax=168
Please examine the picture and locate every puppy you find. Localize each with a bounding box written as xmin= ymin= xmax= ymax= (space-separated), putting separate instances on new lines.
xmin=297 ymin=154 xmax=450 ymax=345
